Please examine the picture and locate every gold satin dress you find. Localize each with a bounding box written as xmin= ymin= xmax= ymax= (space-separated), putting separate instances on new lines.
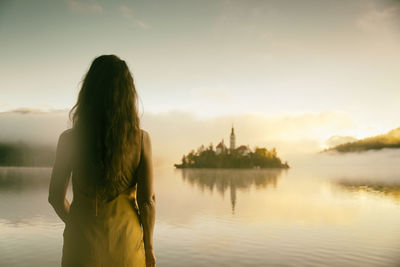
xmin=62 ymin=132 xmax=145 ymax=267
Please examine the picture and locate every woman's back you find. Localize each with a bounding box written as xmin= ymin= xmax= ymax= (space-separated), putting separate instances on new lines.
xmin=61 ymin=128 xmax=146 ymax=267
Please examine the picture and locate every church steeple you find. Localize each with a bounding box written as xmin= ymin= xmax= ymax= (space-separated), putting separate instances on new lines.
xmin=230 ymin=124 xmax=236 ymax=151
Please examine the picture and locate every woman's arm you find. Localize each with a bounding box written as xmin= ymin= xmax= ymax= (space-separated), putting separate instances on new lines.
xmin=137 ymin=130 xmax=156 ymax=267
xmin=48 ymin=130 xmax=73 ymax=224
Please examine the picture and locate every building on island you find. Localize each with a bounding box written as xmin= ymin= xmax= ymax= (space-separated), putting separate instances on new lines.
xmin=230 ymin=125 xmax=236 ymax=151
xmin=236 ymin=145 xmax=251 ymax=156
xmin=216 ymin=139 xmax=227 ymax=155
xmin=215 ymin=125 xmax=250 ymax=155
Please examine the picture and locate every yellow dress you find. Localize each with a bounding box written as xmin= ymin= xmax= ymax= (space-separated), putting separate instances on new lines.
xmin=62 ymin=131 xmax=145 ymax=267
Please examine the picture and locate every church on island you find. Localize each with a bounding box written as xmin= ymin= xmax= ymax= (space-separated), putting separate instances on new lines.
xmin=174 ymin=125 xmax=289 ymax=169
xmin=216 ymin=126 xmax=251 ymax=156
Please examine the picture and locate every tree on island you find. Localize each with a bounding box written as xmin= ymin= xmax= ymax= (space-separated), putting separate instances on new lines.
xmin=174 ymin=143 xmax=289 ymax=169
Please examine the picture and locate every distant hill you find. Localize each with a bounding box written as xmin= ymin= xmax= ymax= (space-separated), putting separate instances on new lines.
xmin=326 ymin=127 xmax=400 ymax=153
xmin=0 ymin=142 xmax=55 ymax=167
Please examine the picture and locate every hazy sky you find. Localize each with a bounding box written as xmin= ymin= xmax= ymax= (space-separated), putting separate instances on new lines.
xmin=1 ymin=0 xmax=400 ymax=161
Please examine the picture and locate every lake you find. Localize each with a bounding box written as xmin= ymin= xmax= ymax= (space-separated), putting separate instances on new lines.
xmin=1 ymin=151 xmax=400 ymax=266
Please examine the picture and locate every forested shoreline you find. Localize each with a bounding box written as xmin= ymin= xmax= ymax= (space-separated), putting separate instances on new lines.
xmin=326 ymin=127 xmax=400 ymax=153
xmin=0 ymin=142 xmax=55 ymax=167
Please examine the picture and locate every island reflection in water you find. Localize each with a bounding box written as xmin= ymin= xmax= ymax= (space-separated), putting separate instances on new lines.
xmin=179 ymin=168 xmax=284 ymax=213
xmin=1 ymin=164 xmax=400 ymax=266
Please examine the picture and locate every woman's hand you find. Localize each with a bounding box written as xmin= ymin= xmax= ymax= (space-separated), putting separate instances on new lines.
xmin=145 ymin=249 xmax=156 ymax=267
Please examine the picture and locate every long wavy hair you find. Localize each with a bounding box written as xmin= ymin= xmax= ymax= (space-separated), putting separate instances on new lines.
xmin=69 ymin=55 xmax=140 ymax=197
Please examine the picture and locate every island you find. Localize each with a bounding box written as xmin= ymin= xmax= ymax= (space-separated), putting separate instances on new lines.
xmin=325 ymin=127 xmax=400 ymax=153
xmin=174 ymin=126 xmax=289 ymax=169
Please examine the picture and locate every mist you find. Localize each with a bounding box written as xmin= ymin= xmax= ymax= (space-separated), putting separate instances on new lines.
xmin=1 ymin=108 xmax=399 ymax=174
xmin=0 ymin=108 xmax=360 ymax=167
xmin=287 ymin=149 xmax=400 ymax=185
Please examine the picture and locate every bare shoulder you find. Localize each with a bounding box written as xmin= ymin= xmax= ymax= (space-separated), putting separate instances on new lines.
xmin=60 ymin=128 xmax=74 ymax=138
xmin=141 ymin=129 xmax=151 ymax=143
xmin=141 ymin=129 xmax=152 ymax=154
xmin=58 ymin=128 xmax=74 ymax=144
xmin=56 ymin=129 xmax=75 ymax=156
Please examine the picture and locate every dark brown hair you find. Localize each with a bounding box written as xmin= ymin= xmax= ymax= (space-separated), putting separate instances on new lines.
xmin=69 ymin=55 xmax=140 ymax=197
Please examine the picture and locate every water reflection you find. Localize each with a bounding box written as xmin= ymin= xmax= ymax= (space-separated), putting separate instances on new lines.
xmin=337 ymin=180 xmax=400 ymax=204
xmin=1 ymin=166 xmax=400 ymax=266
xmin=0 ymin=167 xmax=59 ymax=225
xmin=179 ymin=168 xmax=284 ymax=213
xmin=0 ymin=167 xmax=51 ymax=192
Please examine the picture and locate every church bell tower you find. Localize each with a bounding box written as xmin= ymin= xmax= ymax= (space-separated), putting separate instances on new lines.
xmin=230 ymin=125 xmax=236 ymax=151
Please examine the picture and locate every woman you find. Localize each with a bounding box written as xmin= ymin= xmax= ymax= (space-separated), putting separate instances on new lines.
xmin=48 ymin=55 xmax=156 ymax=267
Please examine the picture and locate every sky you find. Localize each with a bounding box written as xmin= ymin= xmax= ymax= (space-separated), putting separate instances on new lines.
xmin=1 ymin=0 xmax=400 ymax=164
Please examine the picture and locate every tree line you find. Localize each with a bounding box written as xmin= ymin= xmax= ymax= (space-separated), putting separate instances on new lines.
xmin=174 ymin=143 xmax=289 ymax=169
xmin=325 ymin=127 xmax=400 ymax=153
xmin=0 ymin=142 xmax=55 ymax=167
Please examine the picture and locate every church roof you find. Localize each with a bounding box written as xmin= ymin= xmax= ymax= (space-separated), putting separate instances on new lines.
xmin=216 ymin=141 xmax=226 ymax=148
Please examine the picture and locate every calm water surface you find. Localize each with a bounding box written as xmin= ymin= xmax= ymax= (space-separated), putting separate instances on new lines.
xmin=1 ymin=152 xmax=400 ymax=266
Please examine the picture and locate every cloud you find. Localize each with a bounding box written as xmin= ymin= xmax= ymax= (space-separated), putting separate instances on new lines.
xmin=260 ymin=32 xmax=273 ymax=39
xmin=4 ymin=107 xmax=68 ymax=115
xmin=135 ymin=19 xmax=150 ymax=29
xmin=66 ymin=0 xmax=103 ymax=14
xmin=118 ymin=4 xmax=133 ymax=18
xmin=0 ymin=103 xmax=10 ymax=110
xmin=117 ymin=4 xmax=150 ymax=29
xmin=190 ymin=86 xmax=233 ymax=104
xmin=356 ymin=2 xmax=400 ymax=36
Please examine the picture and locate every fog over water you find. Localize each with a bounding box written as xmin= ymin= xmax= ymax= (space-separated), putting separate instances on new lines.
xmin=1 ymin=110 xmax=400 ymax=266
xmin=289 ymin=149 xmax=400 ymax=183
xmin=3 ymin=109 xmax=396 ymax=168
